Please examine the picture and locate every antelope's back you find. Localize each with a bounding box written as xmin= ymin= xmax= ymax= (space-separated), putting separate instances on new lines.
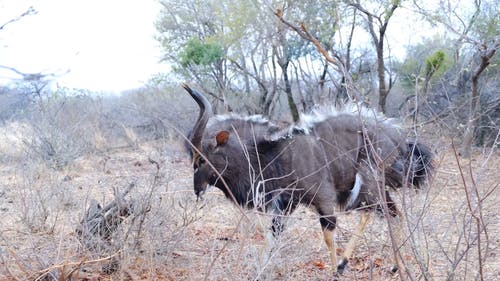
xmin=287 ymin=112 xmax=408 ymax=192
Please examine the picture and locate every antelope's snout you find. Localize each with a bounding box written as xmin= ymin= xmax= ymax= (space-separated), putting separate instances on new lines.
xmin=193 ymin=169 xmax=210 ymax=199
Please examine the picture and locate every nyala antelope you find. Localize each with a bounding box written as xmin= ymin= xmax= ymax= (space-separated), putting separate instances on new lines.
xmin=183 ymin=84 xmax=434 ymax=275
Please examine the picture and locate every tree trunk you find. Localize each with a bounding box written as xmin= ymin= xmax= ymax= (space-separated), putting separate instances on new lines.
xmin=274 ymin=13 xmax=299 ymax=122
xmin=461 ymin=48 xmax=497 ymax=157
xmin=283 ymin=62 xmax=299 ymax=122
xmin=349 ymin=3 xmax=397 ymax=114
xmin=239 ymin=45 xmax=251 ymax=96
xmin=377 ymin=40 xmax=388 ymax=113
xmin=319 ymin=62 xmax=328 ymax=90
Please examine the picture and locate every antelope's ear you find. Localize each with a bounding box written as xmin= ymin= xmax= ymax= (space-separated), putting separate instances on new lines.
xmin=215 ymin=130 xmax=230 ymax=146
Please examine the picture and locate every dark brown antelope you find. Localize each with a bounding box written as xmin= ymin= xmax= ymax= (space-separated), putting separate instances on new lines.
xmin=183 ymin=84 xmax=434 ymax=275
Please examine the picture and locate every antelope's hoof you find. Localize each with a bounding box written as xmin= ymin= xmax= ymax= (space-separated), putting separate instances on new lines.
xmin=331 ymin=271 xmax=340 ymax=281
xmin=336 ymin=258 xmax=348 ymax=275
xmin=389 ymin=265 xmax=399 ymax=274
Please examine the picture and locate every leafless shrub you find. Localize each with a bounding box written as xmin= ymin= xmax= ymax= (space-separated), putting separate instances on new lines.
xmin=13 ymin=165 xmax=75 ymax=233
xmin=21 ymin=94 xmax=103 ymax=169
xmin=116 ymin=85 xmax=197 ymax=144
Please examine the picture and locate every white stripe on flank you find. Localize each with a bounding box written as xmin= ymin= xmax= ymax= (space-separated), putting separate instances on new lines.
xmin=347 ymin=173 xmax=363 ymax=209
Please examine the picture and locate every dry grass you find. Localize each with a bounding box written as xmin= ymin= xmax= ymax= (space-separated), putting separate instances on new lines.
xmin=0 ymin=124 xmax=499 ymax=280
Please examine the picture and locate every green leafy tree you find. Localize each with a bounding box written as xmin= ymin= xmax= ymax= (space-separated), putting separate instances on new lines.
xmin=179 ymin=38 xmax=224 ymax=67
xmin=398 ymin=36 xmax=453 ymax=89
xmin=422 ymin=50 xmax=448 ymax=93
xmin=156 ymin=0 xmax=235 ymax=110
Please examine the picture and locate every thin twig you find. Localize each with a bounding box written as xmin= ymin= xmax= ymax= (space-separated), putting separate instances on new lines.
xmin=31 ymin=252 xmax=120 ymax=281
xmin=450 ymin=140 xmax=484 ymax=281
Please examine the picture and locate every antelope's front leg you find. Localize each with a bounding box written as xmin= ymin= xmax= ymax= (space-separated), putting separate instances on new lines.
xmin=265 ymin=196 xmax=288 ymax=249
xmin=265 ymin=216 xmax=284 ymax=249
xmin=320 ymin=216 xmax=339 ymax=275
xmin=257 ymin=215 xmax=280 ymax=269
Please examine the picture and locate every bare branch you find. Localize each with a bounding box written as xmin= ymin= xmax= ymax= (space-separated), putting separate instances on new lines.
xmin=0 ymin=6 xmax=37 ymax=31
xmin=0 ymin=65 xmax=45 ymax=81
xmin=274 ymin=9 xmax=337 ymax=65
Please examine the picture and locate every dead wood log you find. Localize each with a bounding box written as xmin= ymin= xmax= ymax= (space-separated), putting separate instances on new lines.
xmin=76 ymin=182 xmax=135 ymax=251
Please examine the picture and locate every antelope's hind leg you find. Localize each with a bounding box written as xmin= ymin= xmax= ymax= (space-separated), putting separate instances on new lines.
xmin=386 ymin=195 xmax=406 ymax=274
xmin=336 ymin=211 xmax=372 ymax=274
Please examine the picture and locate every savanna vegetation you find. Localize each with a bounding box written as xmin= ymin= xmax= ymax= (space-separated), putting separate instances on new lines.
xmin=0 ymin=0 xmax=498 ymax=280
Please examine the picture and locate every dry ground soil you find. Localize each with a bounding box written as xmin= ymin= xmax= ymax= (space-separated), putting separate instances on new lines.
xmin=0 ymin=139 xmax=499 ymax=280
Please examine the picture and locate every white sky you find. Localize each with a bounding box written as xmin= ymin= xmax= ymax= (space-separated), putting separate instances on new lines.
xmin=0 ymin=0 xmax=444 ymax=94
xmin=0 ymin=0 xmax=165 ymax=93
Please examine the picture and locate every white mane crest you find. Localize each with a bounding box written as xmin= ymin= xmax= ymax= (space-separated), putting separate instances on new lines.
xmin=208 ymin=113 xmax=271 ymax=127
xmin=207 ymin=104 xmax=398 ymax=141
xmin=297 ymin=103 xmax=389 ymax=131
xmin=270 ymin=103 xmax=398 ymax=140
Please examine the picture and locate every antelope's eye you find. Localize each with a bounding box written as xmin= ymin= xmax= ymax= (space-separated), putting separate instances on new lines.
xmin=198 ymin=157 xmax=206 ymax=164
xmin=194 ymin=156 xmax=206 ymax=170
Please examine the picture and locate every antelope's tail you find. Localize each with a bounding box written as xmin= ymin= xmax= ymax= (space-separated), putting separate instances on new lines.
xmin=386 ymin=140 xmax=434 ymax=189
xmin=405 ymin=141 xmax=434 ymax=188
